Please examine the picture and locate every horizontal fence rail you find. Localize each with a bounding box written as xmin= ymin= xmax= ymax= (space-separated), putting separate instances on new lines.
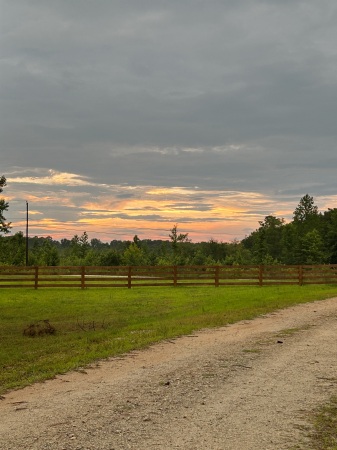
xmin=0 ymin=265 xmax=337 ymax=289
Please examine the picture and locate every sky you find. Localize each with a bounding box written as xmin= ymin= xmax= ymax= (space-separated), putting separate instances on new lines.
xmin=1 ymin=0 xmax=337 ymax=243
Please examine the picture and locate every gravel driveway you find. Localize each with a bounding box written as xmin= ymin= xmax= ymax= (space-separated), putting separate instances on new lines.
xmin=1 ymin=297 xmax=337 ymax=450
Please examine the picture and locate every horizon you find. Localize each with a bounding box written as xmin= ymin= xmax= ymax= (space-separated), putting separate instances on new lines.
xmin=4 ymin=191 xmax=334 ymax=244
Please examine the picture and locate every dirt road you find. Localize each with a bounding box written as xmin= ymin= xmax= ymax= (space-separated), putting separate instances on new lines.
xmin=1 ymin=297 xmax=337 ymax=450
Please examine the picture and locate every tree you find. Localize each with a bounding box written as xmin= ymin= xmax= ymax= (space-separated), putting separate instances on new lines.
xmin=280 ymin=223 xmax=298 ymax=264
xmin=0 ymin=176 xmax=11 ymax=234
xmin=122 ymin=243 xmax=149 ymax=266
xmin=99 ymin=249 xmax=122 ymax=266
xmin=90 ymin=238 xmax=108 ymax=250
xmin=29 ymin=236 xmax=60 ymax=266
xmin=168 ymin=224 xmax=191 ymax=264
xmin=292 ymin=194 xmax=324 ymax=262
xmin=169 ymin=224 xmax=190 ymax=249
xmin=293 ymin=194 xmax=318 ymax=223
xmin=321 ymin=208 xmax=337 ymax=263
xmin=256 ymin=215 xmax=284 ymax=262
xmin=301 ymin=229 xmax=325 ymax=264
xmin=70 ymin=232 xmax=90 ymax=259
xmin=224 ymin=240 xmax=253 ymax=265
xmin=0 ymin=232 xmax=25 ymax=265
xmin=242 ymin=215 xmax=284 ymax=264
xmin=203 ymin=239 xmax=228 ymax=262
xmin=133 ymin=235 xmax=141 ymax=248
xmin=169 ymin=224 xmax=189 ymax=247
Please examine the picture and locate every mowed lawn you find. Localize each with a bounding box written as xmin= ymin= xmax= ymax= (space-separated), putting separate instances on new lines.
xmin=1 ymin=284 xmax=337 ymax=394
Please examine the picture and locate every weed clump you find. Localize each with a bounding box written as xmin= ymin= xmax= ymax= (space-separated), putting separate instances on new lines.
xmin=23 ymin=320 xmax=56 ymax=337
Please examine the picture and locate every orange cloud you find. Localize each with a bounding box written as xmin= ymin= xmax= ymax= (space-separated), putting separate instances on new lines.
xmin=7 ymin=175 xmax=330 ymax=242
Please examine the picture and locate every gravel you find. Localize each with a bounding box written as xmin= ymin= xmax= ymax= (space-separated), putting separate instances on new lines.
xmin=1 ymin=297 xmax=337 ymax=449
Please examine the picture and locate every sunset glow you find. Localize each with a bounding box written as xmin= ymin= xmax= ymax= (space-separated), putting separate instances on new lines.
xmin=4 ymin=169 xmax=329 ymax=243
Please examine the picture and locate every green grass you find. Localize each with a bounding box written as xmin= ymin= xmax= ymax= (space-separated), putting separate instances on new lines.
xmin=1 ymin=284 xmax=337 ymax=395
xmin=307 ymin=396 xmax=337 ymax=449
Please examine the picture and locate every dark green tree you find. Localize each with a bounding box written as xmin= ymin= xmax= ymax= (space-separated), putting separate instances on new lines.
xmin=301 ymin=229 xmax=325 ymax=264
xmin=0 ymin=232 xmax=25 ymax=265
xmin=70 ymin=232 xmax=90 ymax=260
xmin=29 ymin=237 xmax=60 ymax=266
xmin=321 ymin=208 xmax=337 ymax=263
xmin=293 ymin=194 xmax=320 ymax=237
xmin=280 ymin=223 xmax=298 ymax=264
xmin=224 ymin=240 xmax=252 ymax=265
xmin=0 ymin=176 xmax=11 ymax=234
xmin=293 ymin=194 xmax=318 ymax=223
xmin=99 ymin=249 xmax=122 ymax=266
xmin=169 ymin=224 xmax=189 ymax=249
xmin=133 ymin=235 xmax=141 ymax=248
xmin=168 ymin=224 xmax=191 ymax=264
xmin=242 ymin=215 xmax=284 ymax=264
xmin=203 ymin=239 xmax=228 ymax=262
xmin=122 ymin=243 xmax=149 ymax=266
xmin=90 ymin=238 xmax=108 ymax=250
xmin=292 ymin=195 xmax=323 ymax=263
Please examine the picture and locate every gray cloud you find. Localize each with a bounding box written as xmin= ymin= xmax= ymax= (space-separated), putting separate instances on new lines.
xmin=1 ymin=0 xmax=337 ymax=240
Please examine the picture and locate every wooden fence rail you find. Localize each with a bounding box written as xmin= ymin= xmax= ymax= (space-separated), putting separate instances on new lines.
xmin=0 ymin=265 xmax=337 ymax=289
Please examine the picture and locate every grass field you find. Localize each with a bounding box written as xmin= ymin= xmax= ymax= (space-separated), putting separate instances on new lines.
xmin=1 ymin=284 xmax=337 ymax=396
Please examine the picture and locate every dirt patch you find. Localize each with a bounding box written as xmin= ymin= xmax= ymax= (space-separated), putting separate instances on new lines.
xmin=1 ymin=297 xmax=337 ymax=449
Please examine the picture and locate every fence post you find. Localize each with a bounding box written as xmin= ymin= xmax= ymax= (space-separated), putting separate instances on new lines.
xmin=128 ymin=266 xmax=132 ymax=289
xmin=298 ymin=265 xmax=303 ymax=286
xmin=34 ymin=266 xmax=39 ymax=289
xmin=173 ymin=266 xmax=177 ymax=287
xmin=259 ymin=265 xmax=263 ymax=287
xmin=81 ymin=266 xmax=85 ymax=289
xmin=215 ymin=266 xmax=220 ymax=287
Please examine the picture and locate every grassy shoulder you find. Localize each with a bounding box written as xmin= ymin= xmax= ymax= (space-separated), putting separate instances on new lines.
xmin=302 ymin=397 xmax=337 ymax=450
xmin=1 ymin=284 xmax=337 ymax=395
xmin=289 ymin=398 xmax=337 ymax=450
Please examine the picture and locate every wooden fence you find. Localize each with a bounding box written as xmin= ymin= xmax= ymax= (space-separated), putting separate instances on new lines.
xmin=0 ymin=264 xmax=337 ymax=289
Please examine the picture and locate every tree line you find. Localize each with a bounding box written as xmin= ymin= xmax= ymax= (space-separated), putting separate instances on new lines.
xmin=1 ymin=176 xmax=336 ymax=266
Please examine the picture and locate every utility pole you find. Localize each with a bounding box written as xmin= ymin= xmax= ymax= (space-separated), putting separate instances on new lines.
xmin=26 ymin=201 xmax=29 ymax=266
